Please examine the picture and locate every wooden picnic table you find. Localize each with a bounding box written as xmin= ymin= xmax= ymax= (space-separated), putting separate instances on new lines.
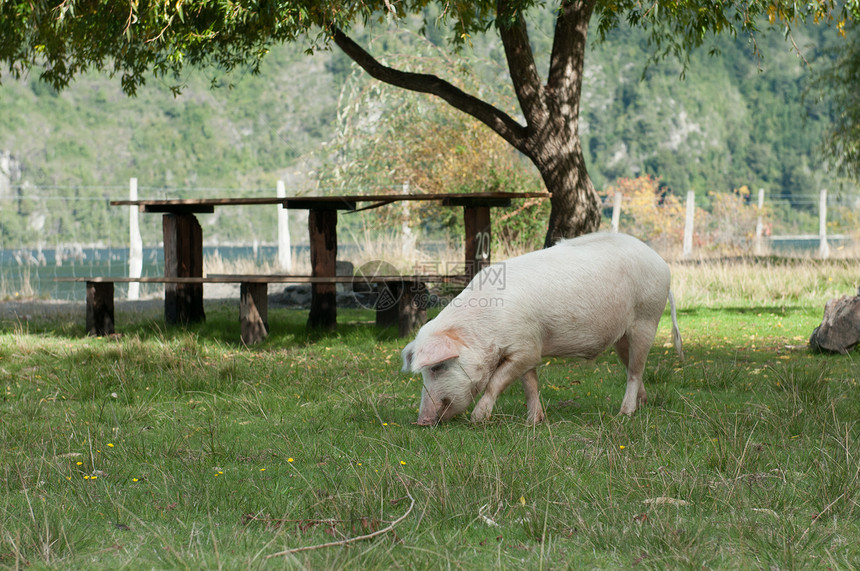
xmin=110 ymin=191 xmax=550 ymax=330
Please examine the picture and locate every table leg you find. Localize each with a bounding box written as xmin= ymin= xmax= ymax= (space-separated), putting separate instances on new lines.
xmin=163 ymin=213 xmax=205 ymax=324
xmin=240 ymin=282 xmax=269 ymax=344
xmin=464 ymin=205 xmax=492 ymax=283
xmin=375 ymin=281 xmax=428 ymax=338
xmin=307 ymin=208 xmax=337 ymax=331
xmin=86 ymin=281 xmax=115 ymax=336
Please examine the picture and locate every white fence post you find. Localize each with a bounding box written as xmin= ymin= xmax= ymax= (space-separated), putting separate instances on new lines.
xmin=277 ymin=180 xmax=292 ymax=271
xmin=819 ymin=188 xmax=829 ymax=259
xmin=611 ymin=191 xmax=622 ymax=232
xmin=683 ymin=190 xmax=695 ymax=257
xmin=754 ymin=188 xmax=765 ymax=256
xmin=128 ymin=177 xmax=142 ymax=300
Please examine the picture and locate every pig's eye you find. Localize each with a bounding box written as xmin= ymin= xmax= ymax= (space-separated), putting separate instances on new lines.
xmin=429 ymin=363 xmax=447 ymax=375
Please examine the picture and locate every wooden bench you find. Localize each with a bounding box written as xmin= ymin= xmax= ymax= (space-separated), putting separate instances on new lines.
xmin=55 ymin=274 xmax=466 ymax=344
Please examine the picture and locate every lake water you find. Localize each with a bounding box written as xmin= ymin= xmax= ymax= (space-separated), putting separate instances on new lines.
xmin=0 ymin=245 xmax=296 ymax=300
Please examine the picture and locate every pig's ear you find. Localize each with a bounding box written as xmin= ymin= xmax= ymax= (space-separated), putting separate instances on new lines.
xmin=412 ymin=333 xmax=461 ymax=371
xmin=401 ymin=341 xmax=415 ymax=372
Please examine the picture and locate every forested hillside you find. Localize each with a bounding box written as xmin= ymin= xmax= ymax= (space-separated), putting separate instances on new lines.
xmin=0 ymin=11 xmax=854 ymax=249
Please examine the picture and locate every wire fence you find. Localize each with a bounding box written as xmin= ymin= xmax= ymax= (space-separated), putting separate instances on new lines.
xmin=1 ymin=179 xmax=858 ymax=300
xmin=598 ymin=181 xmax=860 ymax=259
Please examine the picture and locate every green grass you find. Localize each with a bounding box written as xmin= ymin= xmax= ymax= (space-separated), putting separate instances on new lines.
xmin=1 ymin=288 xmax=858 ymax=569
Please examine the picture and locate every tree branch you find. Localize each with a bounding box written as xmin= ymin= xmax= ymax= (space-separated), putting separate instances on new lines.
xmin=330 ymin=27 xmax=529 ymax=154
xmin=547 ymin=0 xmax=596 ymax=106
xmin=495 ymin=0 xmax=545 ymax=130
xmin=266 ymin=481 xmax=415 ymax=558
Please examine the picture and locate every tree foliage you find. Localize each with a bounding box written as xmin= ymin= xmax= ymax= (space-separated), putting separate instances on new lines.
xmin=5 ymin=1 xmax=857 ymax=93
xmin=811 ymin=22 xmax=860 ymax=182
xmin=2 ymin=0 xmax=858 ymax=242
xmin=1 ymin=0 xmax=313 ymax=95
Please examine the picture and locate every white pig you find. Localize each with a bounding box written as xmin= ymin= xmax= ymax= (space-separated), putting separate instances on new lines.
xmin=401 ymin=232 xmax=683 ymax=425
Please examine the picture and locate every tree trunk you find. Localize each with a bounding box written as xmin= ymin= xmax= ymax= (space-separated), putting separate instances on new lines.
xmin=540 ymin=152 xmax=602 ymax=246
xmin=531 ymin=124 xmax=602 ymax=246
xmin=497 ymin=0 xmax=600 ymax=244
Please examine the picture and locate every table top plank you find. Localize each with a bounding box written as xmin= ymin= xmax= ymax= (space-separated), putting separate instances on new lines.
xmin=111 ymin=191 xmax=550 ymax=212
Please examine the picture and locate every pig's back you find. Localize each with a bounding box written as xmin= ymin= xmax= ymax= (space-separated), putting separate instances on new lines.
xmin=475 ymin=232 xmax=668 ymax=304
xmin=440 ymin=232 xmax=671 ymax=358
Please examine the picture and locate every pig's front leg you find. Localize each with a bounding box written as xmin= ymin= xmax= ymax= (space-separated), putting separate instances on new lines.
xmin=470 ymin=358 xmax=534 ymax=423
xmin=522 ymin=369 xmax=545 ymax=424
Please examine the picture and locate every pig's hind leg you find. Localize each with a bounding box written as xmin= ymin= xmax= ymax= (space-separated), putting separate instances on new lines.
xmin=615 ymin=323 xmax=656 ymax=415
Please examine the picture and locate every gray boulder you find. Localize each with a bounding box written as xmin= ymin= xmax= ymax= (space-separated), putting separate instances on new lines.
xmin=809 ymin=289 xmax=860 ymax=354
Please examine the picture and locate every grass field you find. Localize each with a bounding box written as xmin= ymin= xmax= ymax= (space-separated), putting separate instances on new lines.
xmin=1 ymin=258 xmax=858 ymax=569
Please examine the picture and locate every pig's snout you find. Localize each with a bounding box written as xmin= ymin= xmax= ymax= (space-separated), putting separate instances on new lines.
xmin=416 ymin=394 xmax=454 ymax=426
xmin=416 ymin=389 xmax=439 ymax=426
xmin=416 ymin=406 xmax=439 ymax=426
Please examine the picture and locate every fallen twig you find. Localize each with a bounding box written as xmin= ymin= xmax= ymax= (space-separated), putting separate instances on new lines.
xmin=797 ymin=492 xmax=845 ymax=544
xmin=266 ymin=482 xmax=415 ymax=559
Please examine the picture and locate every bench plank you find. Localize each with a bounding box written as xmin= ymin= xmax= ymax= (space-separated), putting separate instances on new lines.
xmin=56 ymin=274 xmax=467 ymax=284
xmin=60 ymin=274 xmax=466 ymax=343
